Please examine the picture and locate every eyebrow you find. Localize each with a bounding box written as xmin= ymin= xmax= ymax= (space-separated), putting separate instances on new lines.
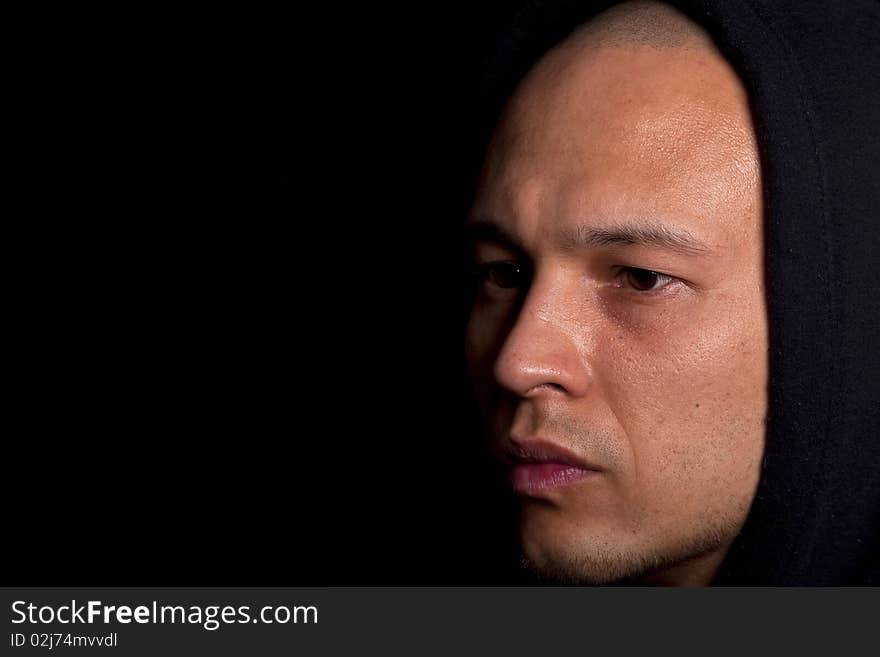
xmin=562 ymin=222 xmax=712 ymax=256
xmin=466 ymin=218 xmax=713 ymax=257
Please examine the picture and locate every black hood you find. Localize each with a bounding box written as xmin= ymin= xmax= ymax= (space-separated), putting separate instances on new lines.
xmin=473 ymin=0 xmax=880 ymax=585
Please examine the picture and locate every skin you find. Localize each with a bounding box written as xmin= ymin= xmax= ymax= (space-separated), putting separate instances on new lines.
xmin=465 ymin=4 xmax=769 ymax=585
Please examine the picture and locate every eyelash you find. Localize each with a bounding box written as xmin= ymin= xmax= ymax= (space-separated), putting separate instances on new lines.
xmin=473 ymin=262 xmax=678 ymax=295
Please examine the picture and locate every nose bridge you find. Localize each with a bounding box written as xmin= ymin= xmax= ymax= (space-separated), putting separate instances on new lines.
xmin=493 ymin=269 xmax=591 ymax=398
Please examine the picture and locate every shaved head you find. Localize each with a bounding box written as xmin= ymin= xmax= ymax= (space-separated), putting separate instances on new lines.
xmin=573 ymin=0 xmax=713 ymax=50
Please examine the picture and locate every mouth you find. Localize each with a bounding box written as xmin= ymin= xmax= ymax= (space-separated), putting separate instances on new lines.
xmin=498 ymin=439 xmax=602 ymax=496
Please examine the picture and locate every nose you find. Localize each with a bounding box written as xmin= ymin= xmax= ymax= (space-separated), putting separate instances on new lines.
xmin=492 ymin=276 xmax=592 ymax=399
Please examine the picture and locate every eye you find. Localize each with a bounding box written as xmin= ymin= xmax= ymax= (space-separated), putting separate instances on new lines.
xmin=474 ymin=261 xmax=528 ymax=290
xmin=618 ymin=267 xmax=675 ymax=292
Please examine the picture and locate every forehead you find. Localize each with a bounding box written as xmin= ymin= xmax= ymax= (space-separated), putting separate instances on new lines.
xmin=471 ymin=41 xmax=760 ymax=248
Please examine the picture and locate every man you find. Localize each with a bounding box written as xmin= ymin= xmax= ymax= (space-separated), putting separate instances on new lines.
xmin=464 ymin=0 xmax=880 ymax=585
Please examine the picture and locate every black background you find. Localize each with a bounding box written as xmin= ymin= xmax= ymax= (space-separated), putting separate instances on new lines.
xmin=8 ymin=3 xmax=531 ymax=584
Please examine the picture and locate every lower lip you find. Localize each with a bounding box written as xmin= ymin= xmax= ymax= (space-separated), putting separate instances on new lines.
xmin=509 ymin=462 xmax=598 ymax=494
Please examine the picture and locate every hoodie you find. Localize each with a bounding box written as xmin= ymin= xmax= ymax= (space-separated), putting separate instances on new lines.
xmin=473 ymin=0 xmax=880 ymax=585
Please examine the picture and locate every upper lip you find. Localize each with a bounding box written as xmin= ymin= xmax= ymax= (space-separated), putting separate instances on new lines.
xmin=496 ymin=437 xmax=602 ymax=472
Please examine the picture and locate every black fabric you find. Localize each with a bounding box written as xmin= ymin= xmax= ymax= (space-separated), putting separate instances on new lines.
xmin=474 ymin=0 xmax=880 ymax=585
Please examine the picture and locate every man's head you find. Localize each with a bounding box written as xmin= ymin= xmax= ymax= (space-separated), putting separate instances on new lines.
xmin=465 ymin=1 xmax=769 ymax=585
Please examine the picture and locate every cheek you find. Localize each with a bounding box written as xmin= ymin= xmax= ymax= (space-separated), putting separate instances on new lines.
xmin=465 ymin=299 xmax=517 ymax=379
xmin=465 ymin=301 xmax=515 ymax=424
xmin=597 ymin=292 xmax=769 ymax=502
xmin=465 ymin=306 xmax=521 ymax=442
xmin=464 ymin=309 xmax=495 ymax=384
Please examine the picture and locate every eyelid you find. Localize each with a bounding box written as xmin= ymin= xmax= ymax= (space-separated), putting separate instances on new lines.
xmin=471 ymin=259 xmax=522 ymax=273
xmin=470 ymin=240 xmax=523 ymax=262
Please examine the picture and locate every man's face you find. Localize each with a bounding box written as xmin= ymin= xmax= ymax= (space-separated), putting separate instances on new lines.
xmin=465 ymin=35 xmax=769 ymax=584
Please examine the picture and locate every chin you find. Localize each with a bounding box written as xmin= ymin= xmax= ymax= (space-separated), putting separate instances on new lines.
xmin=519 ymin=537 xmax=642 ymax=585
xmin=517 ymin=509 xmax=736 ymax=586
xmin=517 ymin=514 xmax=636 ymax=585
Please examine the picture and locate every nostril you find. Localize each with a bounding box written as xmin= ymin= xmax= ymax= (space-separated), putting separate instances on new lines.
xmin=526 ymin=382 xmax=566 ymax=396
